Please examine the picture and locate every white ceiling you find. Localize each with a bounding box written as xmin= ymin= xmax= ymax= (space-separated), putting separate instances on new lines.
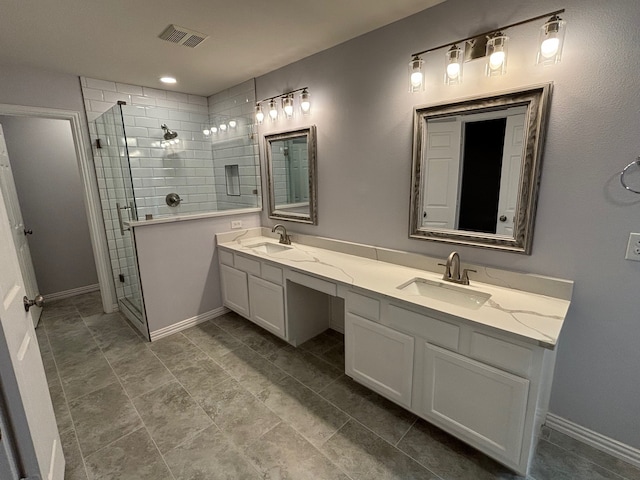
xmin=0 ymin=0 xmax=445 ymax=97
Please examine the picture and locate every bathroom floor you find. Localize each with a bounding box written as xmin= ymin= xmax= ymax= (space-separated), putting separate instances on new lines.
xmin=37 ymin=292 xmax=640 ymax=480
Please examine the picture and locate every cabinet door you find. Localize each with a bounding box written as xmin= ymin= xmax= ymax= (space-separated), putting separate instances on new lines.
xmin=421 ymin=343 xmax=529 ymax=466
xmin=345 ymin=313 xmax=414 ymax=408
xmin=220 ymin=264 xmax=250 ymax=317
xmin=248 ymin=275 xmax=285 ymax=338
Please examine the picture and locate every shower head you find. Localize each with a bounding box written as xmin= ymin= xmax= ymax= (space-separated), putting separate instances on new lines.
xmin=161 ymin=124 xmax=178 ymax=140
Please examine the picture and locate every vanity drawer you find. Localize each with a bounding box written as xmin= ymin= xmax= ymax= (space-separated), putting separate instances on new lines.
xmin=234 ymin=254 xmax=261 ymax=276
xmin=219 ymin=249 xmax=234 ymax=267
xmin=469 ymin=332 xmax=534 ymax=378
xmin=388 ymin=305 xmax=459 ymax=351
xmin=262 ymin=263 xmax=283 ymax=285
xmin=346 ymin=290 xmax=380 ymax=321
xmin=287 ymin=271 xmax=337 ymax=296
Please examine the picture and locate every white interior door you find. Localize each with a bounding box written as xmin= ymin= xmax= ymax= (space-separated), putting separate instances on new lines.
xmin=0 ymin=125 xmax=42 ymax=326
xmin=0 ymin=157 xmax=64 ymax=479
xmin=496 ymin=112 xmax=525 ymax=236
xmin=421 ymin=117 xmax=462 ymax=229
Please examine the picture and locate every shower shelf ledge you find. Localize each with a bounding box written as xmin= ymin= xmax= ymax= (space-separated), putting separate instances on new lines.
xmin=126 ymin=207 xmax=262 ymax=228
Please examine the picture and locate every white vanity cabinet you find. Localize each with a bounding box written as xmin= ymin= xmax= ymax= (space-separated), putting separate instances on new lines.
xmin=219 ymin=250 xmax=286 ymax=339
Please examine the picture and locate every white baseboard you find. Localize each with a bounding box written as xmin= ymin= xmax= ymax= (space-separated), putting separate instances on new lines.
xmin=149 ymin=307 xmax=230 ymax=342
xmin=546 ymin=413 xmax=640 ymax=469
xmin=46 ymin=283 xmax=100 ymax=302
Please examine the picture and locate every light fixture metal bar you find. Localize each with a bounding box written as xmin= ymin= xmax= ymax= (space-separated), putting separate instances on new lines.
xmin=410 ymin=8 xmax=565 ymax=57
xmin=256 ymin=87 xmax=309 ymax=105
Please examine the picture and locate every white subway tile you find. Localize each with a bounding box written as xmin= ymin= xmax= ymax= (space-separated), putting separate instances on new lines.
xmin=116 ymin=83 xmax=143 ymax=95
xmin=86 ymin=77 xmax=118 ymax=92
xmin=167 ymin=91 xmax=189 ymax=103
xmin=132 ymin=96 xmax=157 ymax=106
xmin=188 ymin=95 xmax=208 ymax=106
xmin=142 ymin=87 xmax=168 ymax=99
xmin=135 ymin=116 xmax=160 ymax=128
xmin=104 ymin=91 xmax=131 ymax=104
xmin=156 ymin=99 xmax=179 ymax=109
xmin=89 ymin=100 xmax=117 ymax=113
xmin=83 ymin=88 xmax=104 ymax=101
xmin=145 ymin=107 xmax=169 ymax=119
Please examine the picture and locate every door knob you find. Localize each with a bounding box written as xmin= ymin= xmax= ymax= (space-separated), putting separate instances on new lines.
xmin=23 ymin=294 xmax=45 ymax=312
xmin=499 ymin=215 xmax=507 ymax=222
xmin=24 ymin=228 xmax=33 ymax=235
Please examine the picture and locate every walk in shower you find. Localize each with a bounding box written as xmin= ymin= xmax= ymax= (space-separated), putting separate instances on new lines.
xmin=92 ymin=100 xmax=260 ymax=336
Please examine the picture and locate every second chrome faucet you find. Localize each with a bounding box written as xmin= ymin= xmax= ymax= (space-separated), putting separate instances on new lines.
xmin=438 ymin=251 xmax=476 ymax=285
xmin=272 ymin=224 xmax=291 ymax=245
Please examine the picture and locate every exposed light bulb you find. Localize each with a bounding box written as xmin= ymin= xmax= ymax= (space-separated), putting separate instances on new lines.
xmin=300 ymin=89 xmax=311 ymax=114
xmin=269 ymin=100 xmax=278 ymax=120
xmin=446 ymin=63 xmax=460 ymax=79
xmin=489 ymin=51 xmax=505 ymax=69
xmin=537 ymin=15 xmax=565 ymax=65
xmin=220 ymin=124 xmax=227 ymax=131
xmin=203 ymin=129 xmax=210 ymax=135
xmin=229 ymin=120 xmax=237 ymax=128
xmin=410 ymin=71 xmax=423 ymax=87
xmin=255 ymin=104 xmax=264 ymax=124
xmin=408 ymin=55 xmax=425 ymax=92
xmin=211 ymin=127 xmax=218 ymax=134
xmin=283 ymin=95 xmax=294 ymax=118
xmin=540 ymin=37 xmax=560 ymax=58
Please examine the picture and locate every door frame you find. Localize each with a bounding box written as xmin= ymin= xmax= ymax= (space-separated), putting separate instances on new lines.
xmin=0 ymin=103 xmax=116 ymax=313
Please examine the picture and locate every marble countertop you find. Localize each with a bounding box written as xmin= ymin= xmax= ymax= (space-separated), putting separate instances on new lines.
xmin=217 ymin=233 xmax=571 ymax=349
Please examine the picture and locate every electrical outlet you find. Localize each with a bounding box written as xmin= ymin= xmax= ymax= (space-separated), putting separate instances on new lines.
xmin=231 ymin=220 xmax=242 ymax=229
xmin=625 ymin=232 xmax=640 ymax=261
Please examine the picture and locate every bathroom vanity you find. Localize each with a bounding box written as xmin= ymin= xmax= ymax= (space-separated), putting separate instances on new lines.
xmin=216 ymin=228 xmax=572 ymax=475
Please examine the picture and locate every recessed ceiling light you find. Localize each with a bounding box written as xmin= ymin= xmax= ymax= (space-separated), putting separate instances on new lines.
xmin=160 ymin=76 xmax=177 ymax=84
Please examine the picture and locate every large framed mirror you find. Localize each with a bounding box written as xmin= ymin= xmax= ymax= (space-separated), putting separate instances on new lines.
xmin=265 ymin=126 xmax=317 ymax=224
xmin=409 ymin=84 xmax=552 ymax=254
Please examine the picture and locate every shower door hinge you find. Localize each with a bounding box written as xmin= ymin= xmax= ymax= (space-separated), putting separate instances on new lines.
xmin=96 ymin=138 xmax=102 ymax=149
xmin=117 ymin=100 xmax=127 ymax=105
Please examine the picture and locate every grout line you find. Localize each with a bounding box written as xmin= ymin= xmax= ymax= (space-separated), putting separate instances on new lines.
xmin=395 ymin=416 xmax=418 ymax=447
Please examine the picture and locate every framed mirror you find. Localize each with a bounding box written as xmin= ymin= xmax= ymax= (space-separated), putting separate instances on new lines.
xmin=409 ymin=84 xmax=552 ymax=254
xmin=265 ymin=126 xmax=318 ymax=224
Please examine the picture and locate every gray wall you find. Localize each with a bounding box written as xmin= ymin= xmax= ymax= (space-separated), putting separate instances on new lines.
xmin=0 ymin=116 xmax=98 ymax=295
xmin=256 ymin=0 xmax=640 ymax=448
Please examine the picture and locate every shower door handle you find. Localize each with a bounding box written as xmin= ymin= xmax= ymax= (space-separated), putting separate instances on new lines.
xmin=116 ymin=202 xmax=131 ymax=235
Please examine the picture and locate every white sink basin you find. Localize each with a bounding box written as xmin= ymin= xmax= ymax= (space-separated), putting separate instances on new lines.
xmin=246 ymin=242 xmax=293 ymax=254
xmin=397 ymin=277 xmax=491 ymax=310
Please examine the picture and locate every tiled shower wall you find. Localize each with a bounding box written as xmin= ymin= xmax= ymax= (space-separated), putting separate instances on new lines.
xmin=207 ymin=79 xmax=261 ymax=210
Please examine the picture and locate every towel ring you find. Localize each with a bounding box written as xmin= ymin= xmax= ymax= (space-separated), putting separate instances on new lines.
xmin=620 ymin=157 xmax=640 ymax=194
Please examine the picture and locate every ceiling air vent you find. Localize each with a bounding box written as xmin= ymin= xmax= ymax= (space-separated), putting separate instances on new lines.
xmin=158 ymin=24 xmax=208 ymax=48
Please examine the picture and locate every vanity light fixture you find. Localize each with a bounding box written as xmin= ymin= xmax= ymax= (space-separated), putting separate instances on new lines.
xmin=228 ymin=120 xmax=237 ymax=128
xmin=537 ymin=14 xmax=566 ymax=65
xmin=486 ymin=32 xmax=508 ymax=76
xmin=255 ymin=104 xmax=265 ymax=124
xmin=211 ymin=126 xmax=218 ymax=134
xmin=203 ymin=128 xmax=211 ymax=136
xmin=219 ymin=123 xmax=227 ymax=131
xmin=445 ymin=45 xmax=463 ymax=84
xmin=282 ymin=94 xmax=294 ymax=118
xmin=408 ymin=8 xmax=565 ymax=91
xmin=255 ymin=87 xmax=312 ymax=125
xmin=300 ymin=89 xmax=311 ymax=114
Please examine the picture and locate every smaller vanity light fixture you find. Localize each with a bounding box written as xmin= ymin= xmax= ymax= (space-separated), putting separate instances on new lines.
xmin=300 ymin=89 xmax=311 ymax=114
xmin=255 ymin=104 xmax=265 ymax=124
xmin=203 ymin=128 xmax=211 ymax=136
xmin=409 ymin=55 xmax=425 ymax=92
xmin=407 ymin=8 xmax=566 ymax=91
xmin=445 ymin=45 xmax=463 ymax=85
xmin=282 ymin=94 xmax=294 ymax=118
xmin=211 ymin=126 xmax=218 ymax=134
xmin=219 ymin=123 xmax=228 ymax=131
xmin=228 ymin=119 xmax=237 ymax=128
xmin=268 ymin=99 xmax=278 ymax=121
xmin=537 ymin=14 xmax=566 ymax=65
xmin=486 ymin=32 xmax=508 ymax=76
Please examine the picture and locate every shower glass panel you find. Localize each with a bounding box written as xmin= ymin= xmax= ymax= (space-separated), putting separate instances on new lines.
xmin=94 ymin=104 xmax=146 ymax=335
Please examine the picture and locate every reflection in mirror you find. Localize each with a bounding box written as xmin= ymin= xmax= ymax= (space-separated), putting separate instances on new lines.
xmin=265 ymin=126 xmax=317 ymax=224
xmin=410 ymin=84 xmax=552 ymax=253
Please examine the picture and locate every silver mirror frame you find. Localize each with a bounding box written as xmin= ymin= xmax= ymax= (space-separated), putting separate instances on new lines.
xmin=265 ymin=125 xmax=318 ymax=225
xmin=409 ymin=84 xmax=552 ymax=254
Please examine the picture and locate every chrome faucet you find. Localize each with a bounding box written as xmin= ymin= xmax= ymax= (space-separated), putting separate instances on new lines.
xmin=438 ymin=251 xmax=476 ymax=285
xmin=272 ymin=224 xmax=291 ymax=245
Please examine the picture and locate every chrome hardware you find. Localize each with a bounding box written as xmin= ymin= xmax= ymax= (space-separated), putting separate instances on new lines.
xmin=23 ymin=294 xmax=45 ymax=312
xmin=499 ymin=215 xmax=507 ymax=222
xmin=23 ymin=228 xmax=33 ymax=235
xmin=272 ymin=224 xmax=291 ymax=245
xmin=165 ymin=192 xmax=182 ymax=207
xmin=116 ymin=202 xmax=131 ymax=235
xmin=438 ymin=251 xmax=475 ymax=285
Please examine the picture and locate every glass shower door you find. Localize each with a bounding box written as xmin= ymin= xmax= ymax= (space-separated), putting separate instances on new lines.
xmin=94 ymin=104 xmax=147 ymax=336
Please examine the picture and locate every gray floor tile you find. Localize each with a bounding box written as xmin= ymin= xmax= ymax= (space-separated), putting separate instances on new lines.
xmin=35 ymin=325 xmax=51 ymax=354
xmin=57 ymin=353 xmax=118 ymax=401
xmin=44 ymin=314 xmax=89 ymax=343
xmin=246 ymin=422 xmax=350 ymax=480
xmin=169 ymin=356 xmax=230 ymax=405
xmin=48 ymin=377 xmax=73 ymax=434
xmin=267 ymin=345 xmax=342 ymax=393
xmin=48 ymin=328 xmax=101 ymax=368
xmin=84 ymin=427 xmax=172 ymax=480
xmin=200 ymin=378 xmax=281 ymax=449
xmin=217 ymin=345 xmax=288 ymax=395
xmin=110 ymin=347 xmax=175 ymax=398
xmin=322 ymin=419 xmax=438 ymax=480
xmin=132 ymin=381 xmax=213 ymax=454
xmin=257 ymin=375 xmax=349 ymax=447
xmin=41 ymin=300 xmax=78 ymax=321
xmin=149 ymin=333 xmax=209 ymax=370
xmin=40 ymin=348 xmax=60 ymax=386
xmin=320 ymin=374 xmax=417 ymax=445
xmin=182 ymin=321 xmax=242 ymax=360
xmin=397 ymin=418 xmax=523 ymax=479
xmin=164 ymin=425 xmax=261 ymax=480
xmin=60 ymin=429 xmax=87 ymax=480
xmin=530 ymin=439 xmax=631 ymax=480
xmin=300 ymin=330 xmax=343 ymax=356
xmin=232 ymin=321 xmax=289 ymax=356
xmin=71 ymin=291 xmax=104 ymax=317
xmin=546 ymin=429 xmax=640 ymax=480
xmin=212 ymin=311 xmax=248 ymax=331
xmin=322 ymin=342 xmax=346 ymax=370
xmin=69 ymin=382 xmax=143 ymax=457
